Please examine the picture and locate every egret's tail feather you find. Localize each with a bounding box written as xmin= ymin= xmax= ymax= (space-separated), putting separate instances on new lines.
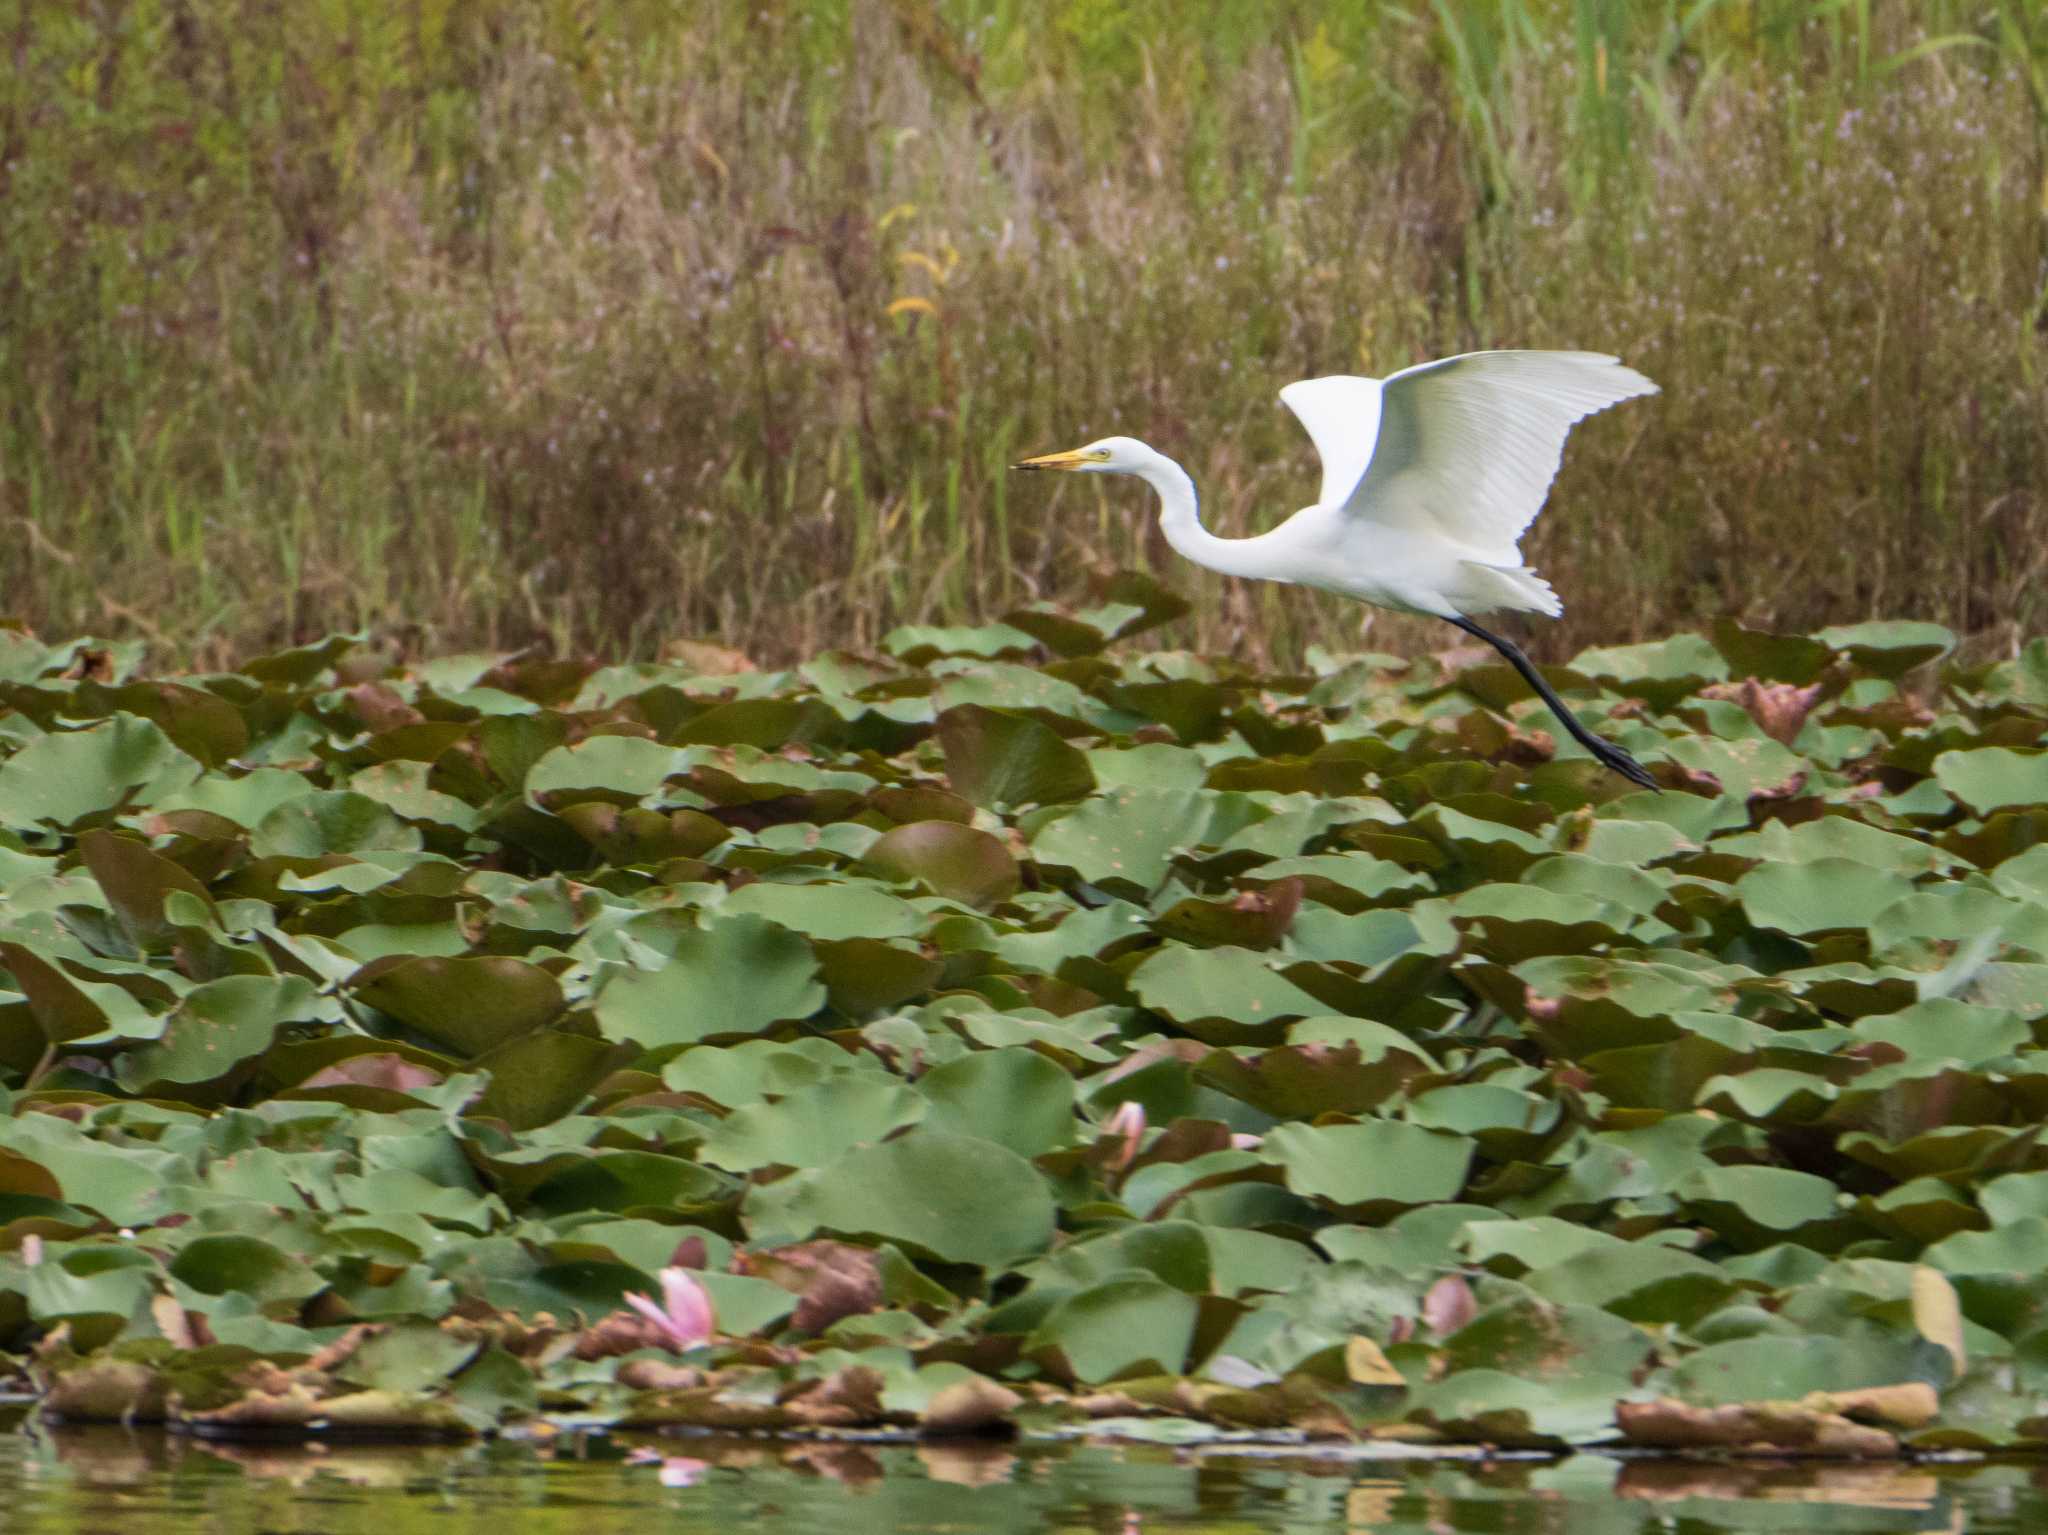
xmin=1460 ymin=560 xmax=1563 ymax=618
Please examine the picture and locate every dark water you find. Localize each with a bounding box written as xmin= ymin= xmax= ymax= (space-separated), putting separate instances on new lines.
xmin=5 ymin=1425 xmax=2048 ymax=1533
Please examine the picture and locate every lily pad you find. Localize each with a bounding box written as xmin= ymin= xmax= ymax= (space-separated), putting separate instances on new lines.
xmin=0 ymin=715 xmax=202 ymax=829
xmin=354 ymin=957 xmax=565 ymax=1058
xmin=594 ymin=915 xmax=825 ymax=1047
xmin=936 ymin=704 xmax=1094 ymax=810
xmin=1263 ymin=1121 xmax=1474 ymax=1211
xmin=861 ymin=822 xmax=1021 ymax=908
xmin=746 ymin=1130 xmax=1056 ymax=1267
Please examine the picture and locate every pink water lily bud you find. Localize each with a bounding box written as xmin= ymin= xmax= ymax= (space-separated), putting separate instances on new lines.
xmin=624 ymin=1266 xmax=717 ymax=1353
xmin=1104 ymin=1100 xmax=1147 ymax=1170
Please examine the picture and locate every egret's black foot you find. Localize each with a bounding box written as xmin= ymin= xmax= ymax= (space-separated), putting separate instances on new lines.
xmin=1587 ymin=735 xmax=1658 ymax=790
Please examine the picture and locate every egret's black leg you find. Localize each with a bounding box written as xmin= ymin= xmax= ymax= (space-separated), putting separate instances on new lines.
xmin=1444 ymin=616 xmax=1658 ymax=789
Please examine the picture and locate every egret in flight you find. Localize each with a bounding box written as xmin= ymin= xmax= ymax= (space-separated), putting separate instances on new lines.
xmin=1014 ymin=350 xmax=1660 ymax=787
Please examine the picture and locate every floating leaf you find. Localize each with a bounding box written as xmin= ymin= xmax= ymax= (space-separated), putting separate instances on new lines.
xmin=525 ymin=737 xmax=680 ymax=806
xmin=698 ymin=1077 xmax=926 ymax=1172
xmin=917 ymin=1047 xmax=1077 ymax=1158
xmin=746 ymin=1130 xmax=1056 ymax=1267
xmin=1129 ymin=946 xmax=1329 ymax=1035
xmin=79 ymin=829 xmax=217 ymax=945
xmin=1669 ymin=1334 xmax=1924 ymax=1405
xmin=861 ymin=822 xmax=1021 ymax=908
xmin=717 ymin=880 xmax=923 ymax=942
xmin=1029 ymin=1277 xmax=1199 ymax=1383
xmin=1815 ymin=620 xmax=1956 ymax=676
xmin=16 ymin=601 xmax=2048 ymax=1444
xmin=1032 ymin=786 xmax=1262 ymax=890
xmin=469 ymin=1032 xmax=619 ymax=1130
xmin=1710 ymin=618 xmax=1835 ymax=685
xmin=117 ymin=975 xmax=318 ymax=1091
xmin=595 ymin=915 xmax=825 ymax=1047
xmin=354 ymin=957 xmax=565 ymax=1058
xmin=252 ymin=791 xmax=420 ymax=857
xmin=169 ymin=1235 xmax=324 ymax=1306
xmin=1934 ymin=749 xmax=2048 ymax=816
xmin=1735 ymin=858 xmax=1916 ymax=936
xmin=936 ymin=704 xmax=1094 ymax=810
xmin=0 ymin=715 xmax=202 ymax=828
xmin=1263 ymin=1121 xmax=1474 ymax=1211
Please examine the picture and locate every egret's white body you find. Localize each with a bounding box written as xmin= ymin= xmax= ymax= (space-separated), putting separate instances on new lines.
xmin=1015 ymin=349 xmax=1661 ymax=785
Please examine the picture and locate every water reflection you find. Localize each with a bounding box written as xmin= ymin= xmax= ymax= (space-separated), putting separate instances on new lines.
xmin=2 ymin=1425 xmax=2042 ymax=1533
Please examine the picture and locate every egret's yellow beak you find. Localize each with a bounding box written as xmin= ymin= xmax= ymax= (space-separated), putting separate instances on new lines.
xmin=1012 ymin=447 xmax=1094 ymax=471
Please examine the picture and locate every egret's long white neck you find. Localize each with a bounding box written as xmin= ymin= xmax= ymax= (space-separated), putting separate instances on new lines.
xmin=1126 ymin=450 xmax=1280 ymax=580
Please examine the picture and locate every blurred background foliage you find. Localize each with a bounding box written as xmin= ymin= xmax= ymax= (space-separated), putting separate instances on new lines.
xmin=0 ymin=0 xmax=2043 ymax=666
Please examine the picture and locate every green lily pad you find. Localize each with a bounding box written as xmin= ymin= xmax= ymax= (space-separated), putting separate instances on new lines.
xmin=1571 ymin=632 xmax=1729 ymax=709
xmin=1028 ymin=1276 xmax=1199 ymax=1383
xmin=525 ymin=736 xmax=680 ymax=806
xmin=1815 ymin=620 xmax=1956 ymax=676
xmin=916 ymin=1047 xmax=1077 ymax=1157
xmin=936 ymin=704 xmax=1094 ymax=810
xmin=169 ymin=1234 xmax=324 ymax=1305
xmin=1669 ymin=1333 xmax=1925 ymax=1404
xmin=79 ymin=829 xmax=218 ymax=946
xmin=594 ymin=915 xmax=825 ymax=1047
xmin=354 ymin=957 xmax=566 ymax=1058
xmin=1711 ymin=618 xmax=1835 ymax=684
xmin=1735 ymin=858 xmax=1917 ymax=936
xmin=1263 ymin=1120 xmax=1474 ymax=1211
xmin=717 ymin=880 xmax=924 ymax=942
xmin=468 ymin=1032 xmax=619 ymax=1130
xmin=861 ymin=821 xmax=1021 ymax=908
xmin=1935 ymin=749 xmax=2048 ymax=816
xmin=1032 ymin=786 xmax=1264 ymax=891
xmin=746 ymin=1130 xmax=1056 ymax=1267
xmin=253 ymin=791 xmax=421 ymax=857
xmin=0 ymin=714 xmax=203 ymax=829
xmin=697 ymin=1077 xmax=927 ymax=1171
xmin=1129 ymin=945 xmax=1330 ymax=1035
xmin=116 ymin=975 xmax=319 ymax=1091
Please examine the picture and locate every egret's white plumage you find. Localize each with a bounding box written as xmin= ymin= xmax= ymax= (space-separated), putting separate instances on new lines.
xmin=1014 ymin=349 xmax=1661 ymax=786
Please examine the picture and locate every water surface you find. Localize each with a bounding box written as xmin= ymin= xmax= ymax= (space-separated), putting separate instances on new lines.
xmin=6 ymin=1427 xmax=2048 ymax=1534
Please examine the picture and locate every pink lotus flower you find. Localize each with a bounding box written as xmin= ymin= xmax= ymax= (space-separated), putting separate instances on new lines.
xmin=624 ymin=1266 xmax=717 ymax=1353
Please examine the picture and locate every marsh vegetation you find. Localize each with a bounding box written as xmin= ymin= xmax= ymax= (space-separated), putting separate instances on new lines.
xmin=1 ymin=1 xmax=2043 ymax=664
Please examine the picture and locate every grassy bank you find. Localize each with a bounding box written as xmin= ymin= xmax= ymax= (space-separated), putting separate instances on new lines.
xmin=1 ymin=1 xmax=2044 ymax=667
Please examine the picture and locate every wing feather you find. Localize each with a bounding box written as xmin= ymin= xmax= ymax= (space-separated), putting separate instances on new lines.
xmin=1339 ymin=350 xmax=1657 ymax=557
xmin=1277 ymin=375 xmax=1385 ymax=509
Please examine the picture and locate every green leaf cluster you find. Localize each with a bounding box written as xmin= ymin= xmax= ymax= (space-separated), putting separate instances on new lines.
xmin=3 ymin=610 xmax=2048 ymax=1450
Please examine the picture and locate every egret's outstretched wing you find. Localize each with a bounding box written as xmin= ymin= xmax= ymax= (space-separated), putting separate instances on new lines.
xmin=1339 ymin=350 xmax=1657 ymax=556
xmin=1277 ymin=374 xmax=1385 ymax=510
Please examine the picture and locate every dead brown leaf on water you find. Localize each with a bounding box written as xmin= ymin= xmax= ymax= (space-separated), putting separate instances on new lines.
xmin=778 ymin=1364 xmax=888 ymax=1428
xmin=1701 ymin=679 xmax=1825 ymax=745
xmin=1615 ymin=1385 xmax=1937 ymax=1455
xmin=738 ymin=1239 xmax=885 ymax=1334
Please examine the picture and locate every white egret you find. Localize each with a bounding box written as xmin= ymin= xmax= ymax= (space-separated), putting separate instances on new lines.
xmin=1014 ymin=350 xmax=1660 ymax=787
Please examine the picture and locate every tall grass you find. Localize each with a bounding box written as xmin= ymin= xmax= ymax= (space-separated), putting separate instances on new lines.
xmin=0 ymin=0 xmax=2043 ymax=668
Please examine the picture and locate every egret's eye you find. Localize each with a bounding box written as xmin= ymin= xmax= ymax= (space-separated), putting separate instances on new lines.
xmin=1093 ymin=449 xmax=1113 ymax=461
